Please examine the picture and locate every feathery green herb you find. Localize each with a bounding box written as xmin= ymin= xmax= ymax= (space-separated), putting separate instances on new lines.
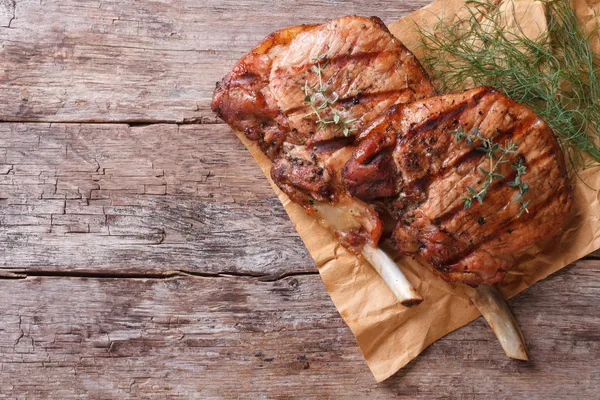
xmin=303 ymin=55 xmax=357 ymax=136
xmin=419 ymin=0 xmax=600 ymax=170
xmin=451 ymin=126 xmax=530 ymax=215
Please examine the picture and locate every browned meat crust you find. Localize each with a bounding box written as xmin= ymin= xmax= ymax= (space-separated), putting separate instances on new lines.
xmin=342 ymin=129 xmax=398 ymax=200
xmin=271 ymin=143 xmax=335 ymax=204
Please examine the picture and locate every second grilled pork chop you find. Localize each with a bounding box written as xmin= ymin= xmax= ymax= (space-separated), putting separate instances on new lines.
xmin=343 ymin=87 xmax=573 ymax=285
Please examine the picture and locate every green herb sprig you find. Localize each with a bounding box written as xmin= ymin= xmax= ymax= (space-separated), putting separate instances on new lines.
xmin=418 ymin=0 xmax=600 ymax=171
xmin=302 ymin=55 xmax=357 ymax=136
xmin=451 ymin=126 xmax=529 ymax=216
xmin=508 ymin=157 xmax=530 ymax=216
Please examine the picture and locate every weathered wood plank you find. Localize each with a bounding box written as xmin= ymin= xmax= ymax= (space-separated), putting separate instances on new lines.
xmin=0 ymin=0 xmax=430 ymax=123
xmin=0 ymin=258 xmax=598 ymax=399
xmin=1 ymin=121 xmax=598 ymax=275
xmin=0 ymin=122 xmax=313 ymax=276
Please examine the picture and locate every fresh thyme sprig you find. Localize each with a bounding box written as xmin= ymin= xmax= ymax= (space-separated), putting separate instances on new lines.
xmin=508 ymin=157 xmax=530 ymax=216
xmin=418 ymin=0 xmax=600 ymax=170
xmin=302 ymin=55 xmax=357 ymax=136
xmin=451 ymin=126 xmax=529 ymax=216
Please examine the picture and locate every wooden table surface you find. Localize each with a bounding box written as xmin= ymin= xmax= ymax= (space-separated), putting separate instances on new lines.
xmin=0 ymin=1 xmax=598 ymax=398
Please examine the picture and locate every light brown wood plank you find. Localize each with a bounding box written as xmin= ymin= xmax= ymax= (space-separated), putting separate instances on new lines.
xmin=0 ymin=259 xmax=598 ymax=399
xmin=0 ymin=122 xmax=313 ymax=276
xmin=0 ymin=0 xmax=430 ymax=123
xmin=1 ymin=121 xmax=598 ymax=275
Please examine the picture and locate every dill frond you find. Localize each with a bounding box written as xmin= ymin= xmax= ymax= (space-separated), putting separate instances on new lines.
xmin=418 ymin=0 xmax=600 ymax=170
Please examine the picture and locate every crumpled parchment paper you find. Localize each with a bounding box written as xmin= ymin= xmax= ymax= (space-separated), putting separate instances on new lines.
xmin=233 ymin=0 xmax=600 ymax=382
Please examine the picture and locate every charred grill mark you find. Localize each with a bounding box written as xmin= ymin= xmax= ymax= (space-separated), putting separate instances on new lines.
xmin=273 ymin=50 xmax=393 ymax=87
xmin=428 ymin=124 xmax=521 ymax=201
xmin=443 ymin=163 xmax=521 ymax=235
xmin=402 ymin=88 xmax=493 ymax=140
xmin=448 ymin=151 xmax=559 ymax=254
xmin=447 ymin=170 xmax=520 ymax=232
xmin=308 ymin=50 xmax=394 ymax=73
xmin=433 ymin=204 xmax=467 ymax=227
xmin=395 ymin=98 xmax=498 ymax=198
xmin=396 ymin=95 xmax=571 ymax=284
xmin=493 ymin=114 xmax=538 ymax=144
xmin=398 ymin=133 xmax=488 ymax=216
xmin=446 ymin=147 xmax=486 ymax=172
xmin=336 ymin=88 xmax=415 ymax=108
xmin=328 ymin=51 xmax=391 ymax=72
xmin=403 ymin=105 xmax=468 ymax=141
xmin=283 ymin=88 xmax=414 ymax=117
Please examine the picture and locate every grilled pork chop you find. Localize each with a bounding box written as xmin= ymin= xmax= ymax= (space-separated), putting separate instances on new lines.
xmin=212 ymin=16 xmax=435 ymax=250
xmin=343 ymin=87 xmax=573 ymax=285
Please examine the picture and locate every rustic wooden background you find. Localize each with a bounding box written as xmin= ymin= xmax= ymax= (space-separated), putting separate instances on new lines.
xmin=0 ymin=0 xmax=598 ymax=398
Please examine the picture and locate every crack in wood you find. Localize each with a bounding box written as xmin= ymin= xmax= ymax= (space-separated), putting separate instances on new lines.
xmin=0 ymin=0 xmax=15 ymax=28
xmin=0 ymin=269 xmax=319 ymax=281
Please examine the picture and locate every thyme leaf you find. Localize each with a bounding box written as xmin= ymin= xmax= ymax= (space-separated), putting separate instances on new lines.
xmin=302 ymin=56 xmax=357 ymax=136
xmin=451 ymin=126 xmax=529 ymax=216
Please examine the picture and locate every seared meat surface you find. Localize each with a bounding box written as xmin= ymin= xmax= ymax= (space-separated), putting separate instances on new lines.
xmin=343 ymin=87 xmax=573 ymax=285
xmin=212 ymin=17 xmax=573 ymax=286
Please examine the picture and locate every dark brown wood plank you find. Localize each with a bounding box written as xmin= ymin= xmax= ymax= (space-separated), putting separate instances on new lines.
xmin=0 ymin=0 xmax=430 ymax=123
xmin=0 ymin=258 xmax=598 ymax=399
xmin=0 ymin=122 xmax=313 ymax=276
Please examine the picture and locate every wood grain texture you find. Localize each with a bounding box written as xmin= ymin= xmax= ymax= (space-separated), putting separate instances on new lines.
xmin=0 ymin=0 xmax=430 ymax=123
xmin=0 ymin=259 xmax=598 ymax=399
xmin=0 ymin=122 xmax=314 ymax=277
